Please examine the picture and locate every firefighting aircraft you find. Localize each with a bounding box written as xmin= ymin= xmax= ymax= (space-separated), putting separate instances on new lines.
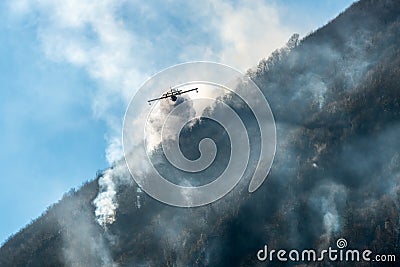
xmin=147 ymin=87 xmax=198 ymax=105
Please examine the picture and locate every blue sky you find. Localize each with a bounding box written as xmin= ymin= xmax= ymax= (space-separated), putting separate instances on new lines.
xmin=0 ymin=0 xmax=356 ymax=244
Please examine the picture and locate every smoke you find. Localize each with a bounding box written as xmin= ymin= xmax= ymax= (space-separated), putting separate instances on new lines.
xmin=93 ymin=170 xmax=117 ymax=226
xmin=91 ymin=95 xmax=199 ymax=226
xmin=309 ymin=181 xmax=347 ymax=246
xmin=93 ymin=161 xmax=132 ymax=227
xmin=145 ymin=95 xmax=197 ymax=151
xmin=55 ymin=191 xmax=117 ymax=267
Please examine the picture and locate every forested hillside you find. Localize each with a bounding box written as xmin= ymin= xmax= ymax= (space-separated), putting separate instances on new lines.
xmin=1 ymin=0 xmax=399 ymax=266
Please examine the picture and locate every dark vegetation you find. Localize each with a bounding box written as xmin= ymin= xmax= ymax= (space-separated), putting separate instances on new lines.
xmin=1 ymin=0 xmax=400 ymax=266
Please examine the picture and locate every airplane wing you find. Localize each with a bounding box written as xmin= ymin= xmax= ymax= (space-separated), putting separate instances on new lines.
xmin=179 ymin=87 xmax=198 ymax=95
xmin=147 ymin=94 xmax=170 ymax=104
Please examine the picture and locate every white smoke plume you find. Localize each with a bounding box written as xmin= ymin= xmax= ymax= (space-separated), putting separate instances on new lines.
xmin=93 ymin=161 xmax=131 ymax=226
xmin=309 ymin=180 xmax=347 ymax=247
xmin=55 ymin=191 xmax=118 ymax=266
xmin=93 ymin=169 xmax=117 ymax=226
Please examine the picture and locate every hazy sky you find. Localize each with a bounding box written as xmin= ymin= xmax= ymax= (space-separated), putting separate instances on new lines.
xmin=0 ymin=0 xmax=356 ymax=244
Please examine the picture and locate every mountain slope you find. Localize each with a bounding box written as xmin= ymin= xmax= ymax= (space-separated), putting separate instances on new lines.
xmin=1 ymin=0 xmax=400 ymax=266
